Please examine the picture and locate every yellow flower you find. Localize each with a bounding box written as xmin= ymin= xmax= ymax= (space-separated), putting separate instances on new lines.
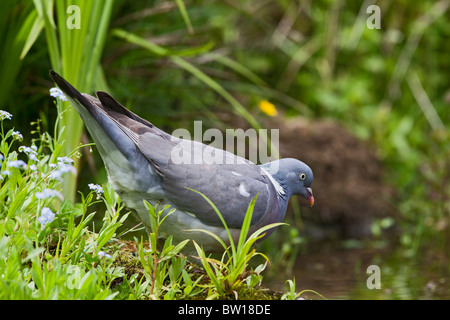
xmin=258 ymin=100 xmax=278 ymax=117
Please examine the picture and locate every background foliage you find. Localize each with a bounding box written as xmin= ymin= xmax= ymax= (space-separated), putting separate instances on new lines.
xmin=0 ymin=0 xmax=448 ymax=299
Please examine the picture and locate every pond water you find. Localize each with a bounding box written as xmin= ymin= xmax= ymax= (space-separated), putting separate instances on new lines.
xmin=267 ymin=239 xmax=450 ymax=300
xmin=103 ymin=209 xmax=450 ymax=300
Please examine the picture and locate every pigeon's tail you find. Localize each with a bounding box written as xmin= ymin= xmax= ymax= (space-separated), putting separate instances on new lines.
xmin=49 ymin=70 xmax=146 ymax=171
xmin=50 ymin=70 xmax=166 ymax=203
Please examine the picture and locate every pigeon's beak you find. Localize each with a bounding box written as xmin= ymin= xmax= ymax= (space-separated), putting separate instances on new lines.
xmin=306 ymin=187 xmax=314 ymax=207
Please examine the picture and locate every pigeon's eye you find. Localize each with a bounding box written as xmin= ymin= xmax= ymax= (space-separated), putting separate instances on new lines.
xmin=299 ymin=173 xmax=306 ymax=181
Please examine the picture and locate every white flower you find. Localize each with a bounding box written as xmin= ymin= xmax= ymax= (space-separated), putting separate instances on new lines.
xmin=7 ymin=160 xmax=27 ymax=169
xmin=19 ymin=146 xmax=37 ymax=155
xmin=35 ymin=188 xmax=64 ymax=201
xmin=88 ymin=183 xmax=104 ymax=195
xmin=38 ymin=207 xmax=55 ymax=226
xmin=49 ymin=166 xmax=76 ymax=181
xmin=97 ymin=251 xmax=112 ymax=259
xmin=19 ymin=146 xmax=39 ymax=162
xmin=49 ymin=87 xmax=67 ymax=101
xmin=12 ymin=131 xmax=23 ymax=140
xmin=57 ymin=156 xmax=72 ymax=163
xmin=48 ymin=157 xmax=76 ymax=181
xmin=58 ymin=164 xmax=76 ymax=174
xmin=0 ymin=110 xmax=12 ymax=120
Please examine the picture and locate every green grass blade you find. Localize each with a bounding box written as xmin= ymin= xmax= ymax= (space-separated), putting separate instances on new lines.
xmin=247 ymin=222 xmax=287 ymax=243
xmin=170 ymin=55 xmax=262 ymax=131
xmin=187 ymin=228 xmax=230 ymax=257
xmin=192 ymin=241 xmax=224 ymax=295
xmin=236 ymin=195 xmax=257 ymax=256
xmin=19 ymin=9 xmax=44 ymax=59
xmin=175 ymin=0 xmax=194 ymax=35
xmin=0 ymin=1 xmax=38 ymax=105
xmin=185 ymin=188 xmax=237 ymax=259
xmin=7 ymin=186 xmax=29 ymax=219
xmin=112 ymin=28 xmax=168 ymax=56
xmin=211 ymin=54 xmax=268 ymax=86
xmin=111 ymin=28 xmax=263 ymax=132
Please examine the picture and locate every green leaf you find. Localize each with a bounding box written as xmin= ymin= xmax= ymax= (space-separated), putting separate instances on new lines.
xmin=111 ymin=28 xmax=264 ymax=133
xmin=175 ymin=0 xmax=194 ymax=35
xmin=236 ymin=195 xmax=258 ymax=257
xmin=192 ymin=241 xmax=224 ymax=295
xmin=7 ymin=186 xmax=29 ymax=218
xmin=19 ymin=10 xmax=44 ymax=59
xmin=112 ymin=28 xmax=168 ymax=56
xmin=21 ymin=247 xmax=45 ymax=263
xmin=187 ymin=228 xmax=230 ymax=257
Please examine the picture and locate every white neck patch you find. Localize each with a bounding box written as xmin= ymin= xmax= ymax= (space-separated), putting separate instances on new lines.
xmin=261 ymin=168 xmax=285 ymax=196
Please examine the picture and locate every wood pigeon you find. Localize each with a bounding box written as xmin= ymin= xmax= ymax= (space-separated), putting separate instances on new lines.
xmin=50 ymin=71 xmax=314 ymax=254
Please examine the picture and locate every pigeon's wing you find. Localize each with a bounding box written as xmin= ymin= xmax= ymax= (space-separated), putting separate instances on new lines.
xmin=93 ymin=93 xmax=275 ymax=228
xmin=94 ymin=96 xmax=276 ymax=228
xmin=50 ymin=70 xmax=276 ymax=228
xmin=149 ymin=139 xmax=275 ymax=228
xmin=93 ymin=91 xmax=182 ymax=171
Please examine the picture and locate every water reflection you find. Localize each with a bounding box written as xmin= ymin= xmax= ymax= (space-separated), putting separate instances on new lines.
xmin=268 ymin=240 xmax=450 ymax=300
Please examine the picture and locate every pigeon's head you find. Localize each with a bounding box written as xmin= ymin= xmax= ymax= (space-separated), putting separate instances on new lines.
xmin=266 ymin=158 xmax=314 ymax=206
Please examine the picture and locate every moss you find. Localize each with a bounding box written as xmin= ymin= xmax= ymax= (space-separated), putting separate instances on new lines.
xmin=109 ymin=240 xmax=285 ymax=300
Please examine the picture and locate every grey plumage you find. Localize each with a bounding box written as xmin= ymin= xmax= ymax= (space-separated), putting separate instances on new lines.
xmin=50 ymin=70 xmax=314 ymax=254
